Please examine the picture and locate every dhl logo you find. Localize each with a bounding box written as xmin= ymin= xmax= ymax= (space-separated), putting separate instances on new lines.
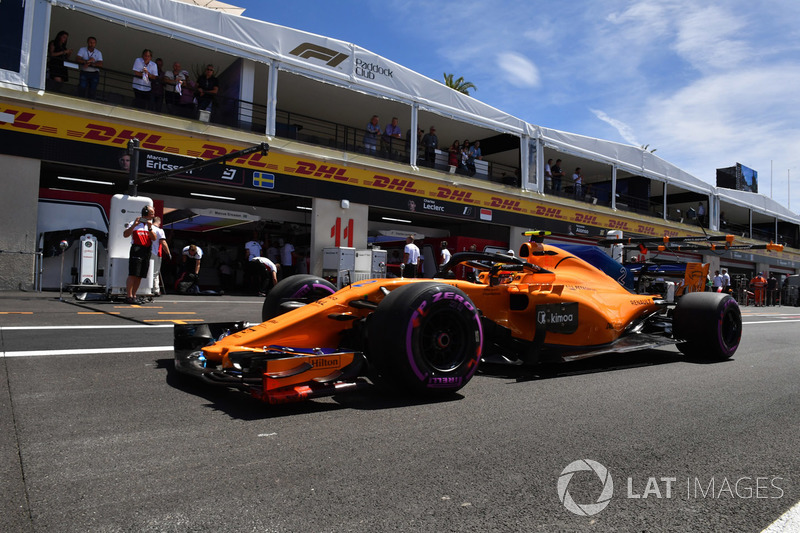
xmin=0 ymin=109 xmax=43 ymax=131
xmin=372 ymin=174 xmax=417 ymax=192
xmin=574 ymin=213 xmax=598 ymax=225
xmin=490 ymin=197 xmax=523 ymax=211
xmin=295 ymin=161 xmax=351 ymax=181
xmin=607 ymin=219 xmax=630 ymax=230
xmin=0 ymin=107 xmax=273 ymax=168
xmin=635 ymin=224 xmax=656 ymax=235
xmin=534 ymin=205 xmax=564 ymax=218
xmin=436 ymin=186 xmax=475 ymax=202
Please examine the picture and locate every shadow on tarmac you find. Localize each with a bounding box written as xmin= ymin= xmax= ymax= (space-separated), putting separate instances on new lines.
xmin=478 ymin=348 xmax=733 ymax=384
xmin=155 ymin=358 xmax=465 ymax=420
xmin=154 ymin=347 xmax=731 ymax=419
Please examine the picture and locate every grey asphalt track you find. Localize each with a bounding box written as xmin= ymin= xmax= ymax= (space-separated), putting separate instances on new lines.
xmin=1 ymin=291 xmax=798 ymax=532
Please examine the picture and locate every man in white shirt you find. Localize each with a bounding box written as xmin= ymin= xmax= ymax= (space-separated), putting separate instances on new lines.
xmin=182 ymin=243 xmax=203 ymax=275
xmin=244 ymin=232 xmax=263 ymax=293
xmin=440 ymin=241 xmax=451 ymax=267
xmin=150 ymin=216 xmax=170 ymax=296
xmin=76 ymin=36 xmax=103 ymax=99
xmin=572 ymin=167 xmax=583 ymax=199
xmin=697 ymin=202 xmax=706 ymax=227
xmin=712 ymin=270 xmax=723 ymax=292
xmin=721 ymin=268 xmax=731 ymax=291
xmin=132 ymin=48 xmax=158 ymax=109
xmin=545 ymin=158 xmax=553 ymax=191
xmin=250 ymin=256 xmax=279 ymax=296
xmin=403 ymin=235 xmax=421 ymax=278
xmin=280 ymin=239 xmax=296 ymax=278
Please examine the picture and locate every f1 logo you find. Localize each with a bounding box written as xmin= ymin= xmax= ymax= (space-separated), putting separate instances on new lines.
xmin=331 ymin=217 xmax=354 ymax=247
xmin=289 ymin=43 xmax=349 ymax=68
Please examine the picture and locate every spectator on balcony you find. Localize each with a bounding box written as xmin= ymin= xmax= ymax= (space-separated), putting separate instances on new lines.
xmin=421 ymin=126 xmax=438 ymax=167
xmin=545 ymin=158 xmax=554 ymax=191
xmin=363 ymin=114 xmax=380 ymax=153
xmin=132 ymin=49 xmax=159 ymax=110
xmin=175 ymin=71 xmax=197 ymax=118
xmin=195 ymin=64 xmax=219 ymax=114
xmin=551 ymin=159 xmax=564 ymax=192
xmin=448 ymin=140 xmax=460 ymax=170
xmin=76 ymin=36 xmax=103 ymax=99
xmin=572 ymin=167 xmax=583 ymax=199
xmin=697 ymin=202 xmax=706 ymax=227
xmin=47 ymin=31 xmax=73 ymax=88
xmin=150 ymin=58 xmax=166 ymax=112
xmin=163 ymin=62 xmax=183 ymax=113
xmin=381 ymin=116 xmax=402 ymax=153
xmin=460 ymin=142 xmax=470 ymax=172
xmin=468 ymin=140 xmax=482 ymax=175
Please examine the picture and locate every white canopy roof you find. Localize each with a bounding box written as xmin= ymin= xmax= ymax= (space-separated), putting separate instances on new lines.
xmin=7 ymin=0 xmax=794 ymax=221
xmin=717 ymin=188 xmax=800 ymax=224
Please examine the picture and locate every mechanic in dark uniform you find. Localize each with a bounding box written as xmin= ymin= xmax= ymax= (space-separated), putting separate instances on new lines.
xmin=123 ymin=205 xmax=157 ymax=304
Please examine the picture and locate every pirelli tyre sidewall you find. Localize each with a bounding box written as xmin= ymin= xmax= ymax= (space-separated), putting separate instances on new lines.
xmin=674 ymin=292 xmax=742 ymax=360
xmin=262 ymin=274 xmax=336 ymax=321
xmin=368 ymin=282 xmax=483 ymax=395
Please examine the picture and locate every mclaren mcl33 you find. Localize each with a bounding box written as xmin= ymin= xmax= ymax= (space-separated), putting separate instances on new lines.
xmin=174 ymin=233 xmax=759 ymax=405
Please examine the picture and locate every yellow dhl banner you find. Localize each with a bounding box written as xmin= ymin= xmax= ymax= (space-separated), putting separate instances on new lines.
xmin=0 ymin=102 xmax=726 ymax=239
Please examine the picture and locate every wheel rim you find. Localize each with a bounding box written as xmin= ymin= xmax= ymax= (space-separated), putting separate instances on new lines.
xmin=720 ymin=306 xmax=742 ymax=350
xmin=418 ymin=308 xmax=471 ymax=372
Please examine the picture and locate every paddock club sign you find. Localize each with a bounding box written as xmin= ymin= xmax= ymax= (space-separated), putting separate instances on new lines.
xmin=0 ymin=102 xmax=708 ymax=240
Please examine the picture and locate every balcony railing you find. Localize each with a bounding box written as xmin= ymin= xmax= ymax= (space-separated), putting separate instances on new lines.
xmin=40 ymin=67 xmax=799 ymax=247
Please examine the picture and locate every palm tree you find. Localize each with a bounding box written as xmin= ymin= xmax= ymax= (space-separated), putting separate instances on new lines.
xmin=640 ymin=144 xmax=657 ymax=153
xmin=443 ymin=73 xmax=476 ymax=95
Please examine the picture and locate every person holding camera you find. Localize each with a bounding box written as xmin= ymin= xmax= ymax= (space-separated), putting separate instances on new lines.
xmin=123 ymin=205 xmax=157 ymax=304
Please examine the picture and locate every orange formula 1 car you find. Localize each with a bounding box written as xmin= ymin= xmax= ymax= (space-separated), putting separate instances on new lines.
xmin=174 ymin=233 xmax=757 ymax=405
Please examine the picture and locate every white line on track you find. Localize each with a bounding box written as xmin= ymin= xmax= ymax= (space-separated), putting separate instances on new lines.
xmin=761 ymin=500 xmax=800 ymax=533
xmin=1 ymin=325 xmax=174 ymax=331
xmin=743 ymin=319 xmax=800 ymax=325
xmin=1 ymin=346 xmax=173 ymax=358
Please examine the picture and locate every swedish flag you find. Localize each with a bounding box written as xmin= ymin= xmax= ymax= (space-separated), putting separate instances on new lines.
xmin=253 ymin=171 xmax=275 ymax=189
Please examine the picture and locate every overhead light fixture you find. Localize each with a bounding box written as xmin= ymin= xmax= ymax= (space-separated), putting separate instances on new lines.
xmin=296 ymin=206 xmax=312 ymax=211
xmin=190 ymin=192 xmax=236 ymax=201
xmin=57 ymin=176 xmax=114 ymax=186
xmin=381 ymin=216 xmax=412 ymax=224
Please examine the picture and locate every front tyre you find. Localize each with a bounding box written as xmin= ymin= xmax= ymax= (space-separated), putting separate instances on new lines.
xmin=262 ymin=275 xmax=336 ymax=321
xmin=367 ymin=283 xmax=483 ymax=395
xmin=673 ymin=292 xmax=741 ymax=360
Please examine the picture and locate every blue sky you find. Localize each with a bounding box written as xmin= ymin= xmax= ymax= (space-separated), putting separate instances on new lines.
xmin=232 ymin=0 xmax=800 ymax=212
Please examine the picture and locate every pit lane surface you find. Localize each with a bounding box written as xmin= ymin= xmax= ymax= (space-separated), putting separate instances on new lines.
xmin=1 ymin=292 xmax=798 ymax=532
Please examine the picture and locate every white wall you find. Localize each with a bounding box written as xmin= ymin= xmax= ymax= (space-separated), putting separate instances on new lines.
xmin=0 ymin=155 xmax=40 ymax=290
xmin=309 ymin=198 xmax=369 ymax=276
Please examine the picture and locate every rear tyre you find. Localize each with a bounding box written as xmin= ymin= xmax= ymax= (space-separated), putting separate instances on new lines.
xmin=673 ymin=292 xmax=741 ymax=360
xmin=367 ymin=283 xmax=482 ymax=395
xmin=262 ymin=275 xmax=336 ymax=321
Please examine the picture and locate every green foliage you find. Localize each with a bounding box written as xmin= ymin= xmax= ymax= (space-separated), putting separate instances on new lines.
xmin=443 ymin=73 xmax=477 ymax=95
